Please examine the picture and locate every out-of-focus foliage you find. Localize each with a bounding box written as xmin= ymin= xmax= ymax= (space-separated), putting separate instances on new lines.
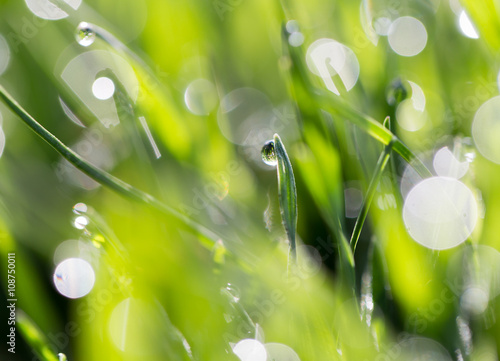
xmin=0 ymin=0 xmax=499 ymax=360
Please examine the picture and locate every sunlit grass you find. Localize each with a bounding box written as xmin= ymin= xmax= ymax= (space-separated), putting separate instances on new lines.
xmin=1 ymin=0 xmax=500 ymax=360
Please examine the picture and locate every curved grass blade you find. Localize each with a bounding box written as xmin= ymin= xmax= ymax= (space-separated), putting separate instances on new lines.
xmin=0 ymin=85 xmax=221 ymax=246
xmin=350 ymin=140 xmax=393 ymax=254
xmin=16 ymin=309 xmax=59 ymax=361
xmin=274 ymin=134 xmax=298 ymax=261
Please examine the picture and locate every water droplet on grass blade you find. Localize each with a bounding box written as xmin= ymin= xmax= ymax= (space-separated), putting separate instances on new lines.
xmin=386 ymin=78 xmax=408 ymax=106
xmin=73 ymin=216 xmax=89 ymax=230
xmin=58 ymin=353 xmax=68 ymax=361
xmin=76 ymin=22 xmax=96 ymax=47
xmin=223 ymin=283 xmax=240 ymax=302
xmin=73 ymin=202 xmax=88 ymax=214
xmin=261 ymin=140 xmax=277 ymax=166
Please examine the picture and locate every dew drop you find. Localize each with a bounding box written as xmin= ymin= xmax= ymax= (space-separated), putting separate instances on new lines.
xmin=76 ymin=22 xmax=96 ymax=47
xmin=261 ymin=140 xmax=277 ymax=166
xmin=224 ymin=283 xmax=241 ymax=303
xmin=73 ymin=202 xmax=88 ymax=214
xmin=73 ymin=216 xmax=89 ymax=230
xmin=386 ymin=78 xmax=408 ymax=106
xmin=58 ymin=353 xmax=68 ymax=361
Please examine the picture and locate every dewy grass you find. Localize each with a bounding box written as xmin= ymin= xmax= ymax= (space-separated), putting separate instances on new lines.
xmin=283 ymin=36 xmax=432 ymax=179
xmin=0 ymin=85 xmax=222 ymax=248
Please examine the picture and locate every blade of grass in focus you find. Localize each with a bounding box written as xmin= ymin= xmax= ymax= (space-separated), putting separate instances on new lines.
xmin=350 ymin=140 xmax=393 ymax=254
xmin=0 ymin=85 xmax=223 ymax=249
xmin=16 ymin=310 xmax=59 ymax=361
xmin=274 ymin=133 xmax=298 ymax=262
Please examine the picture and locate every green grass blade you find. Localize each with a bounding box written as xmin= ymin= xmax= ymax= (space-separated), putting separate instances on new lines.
xmin=16 ymin=309 xmax=59 ymax=361
xmin=350 ymin=142 xmax=393 ymax=254
xmin=0 ymin=85 xmax=221 ymax=246
xmin=283 ymin=38 xmax=432 ymax=179
xmin=274 ymin=133 xmax=298 ymax=261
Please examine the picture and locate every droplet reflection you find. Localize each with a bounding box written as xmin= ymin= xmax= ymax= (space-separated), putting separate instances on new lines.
xmin=261 ymin=140 xmax=277 ymax=166
xmin=403 ymin=177 xmax=477 ymax=250
xmin=53 ymin=258 xmax=95 ymax=299
xmin=76 ymin=22 xmax=96 ymax=47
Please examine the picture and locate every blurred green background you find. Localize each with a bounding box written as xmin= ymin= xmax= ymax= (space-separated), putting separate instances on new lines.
xmin=0 ymin=0 xmax=500 ymax=360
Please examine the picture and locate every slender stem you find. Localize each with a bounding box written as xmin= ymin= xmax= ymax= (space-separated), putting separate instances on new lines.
xmin=0 ymin=85 xmax=221 ymax=245
xmin=317 ymin=95 xmax=431 ymax=179
xmin=350 ymin=142 xmax=393 ymax=254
